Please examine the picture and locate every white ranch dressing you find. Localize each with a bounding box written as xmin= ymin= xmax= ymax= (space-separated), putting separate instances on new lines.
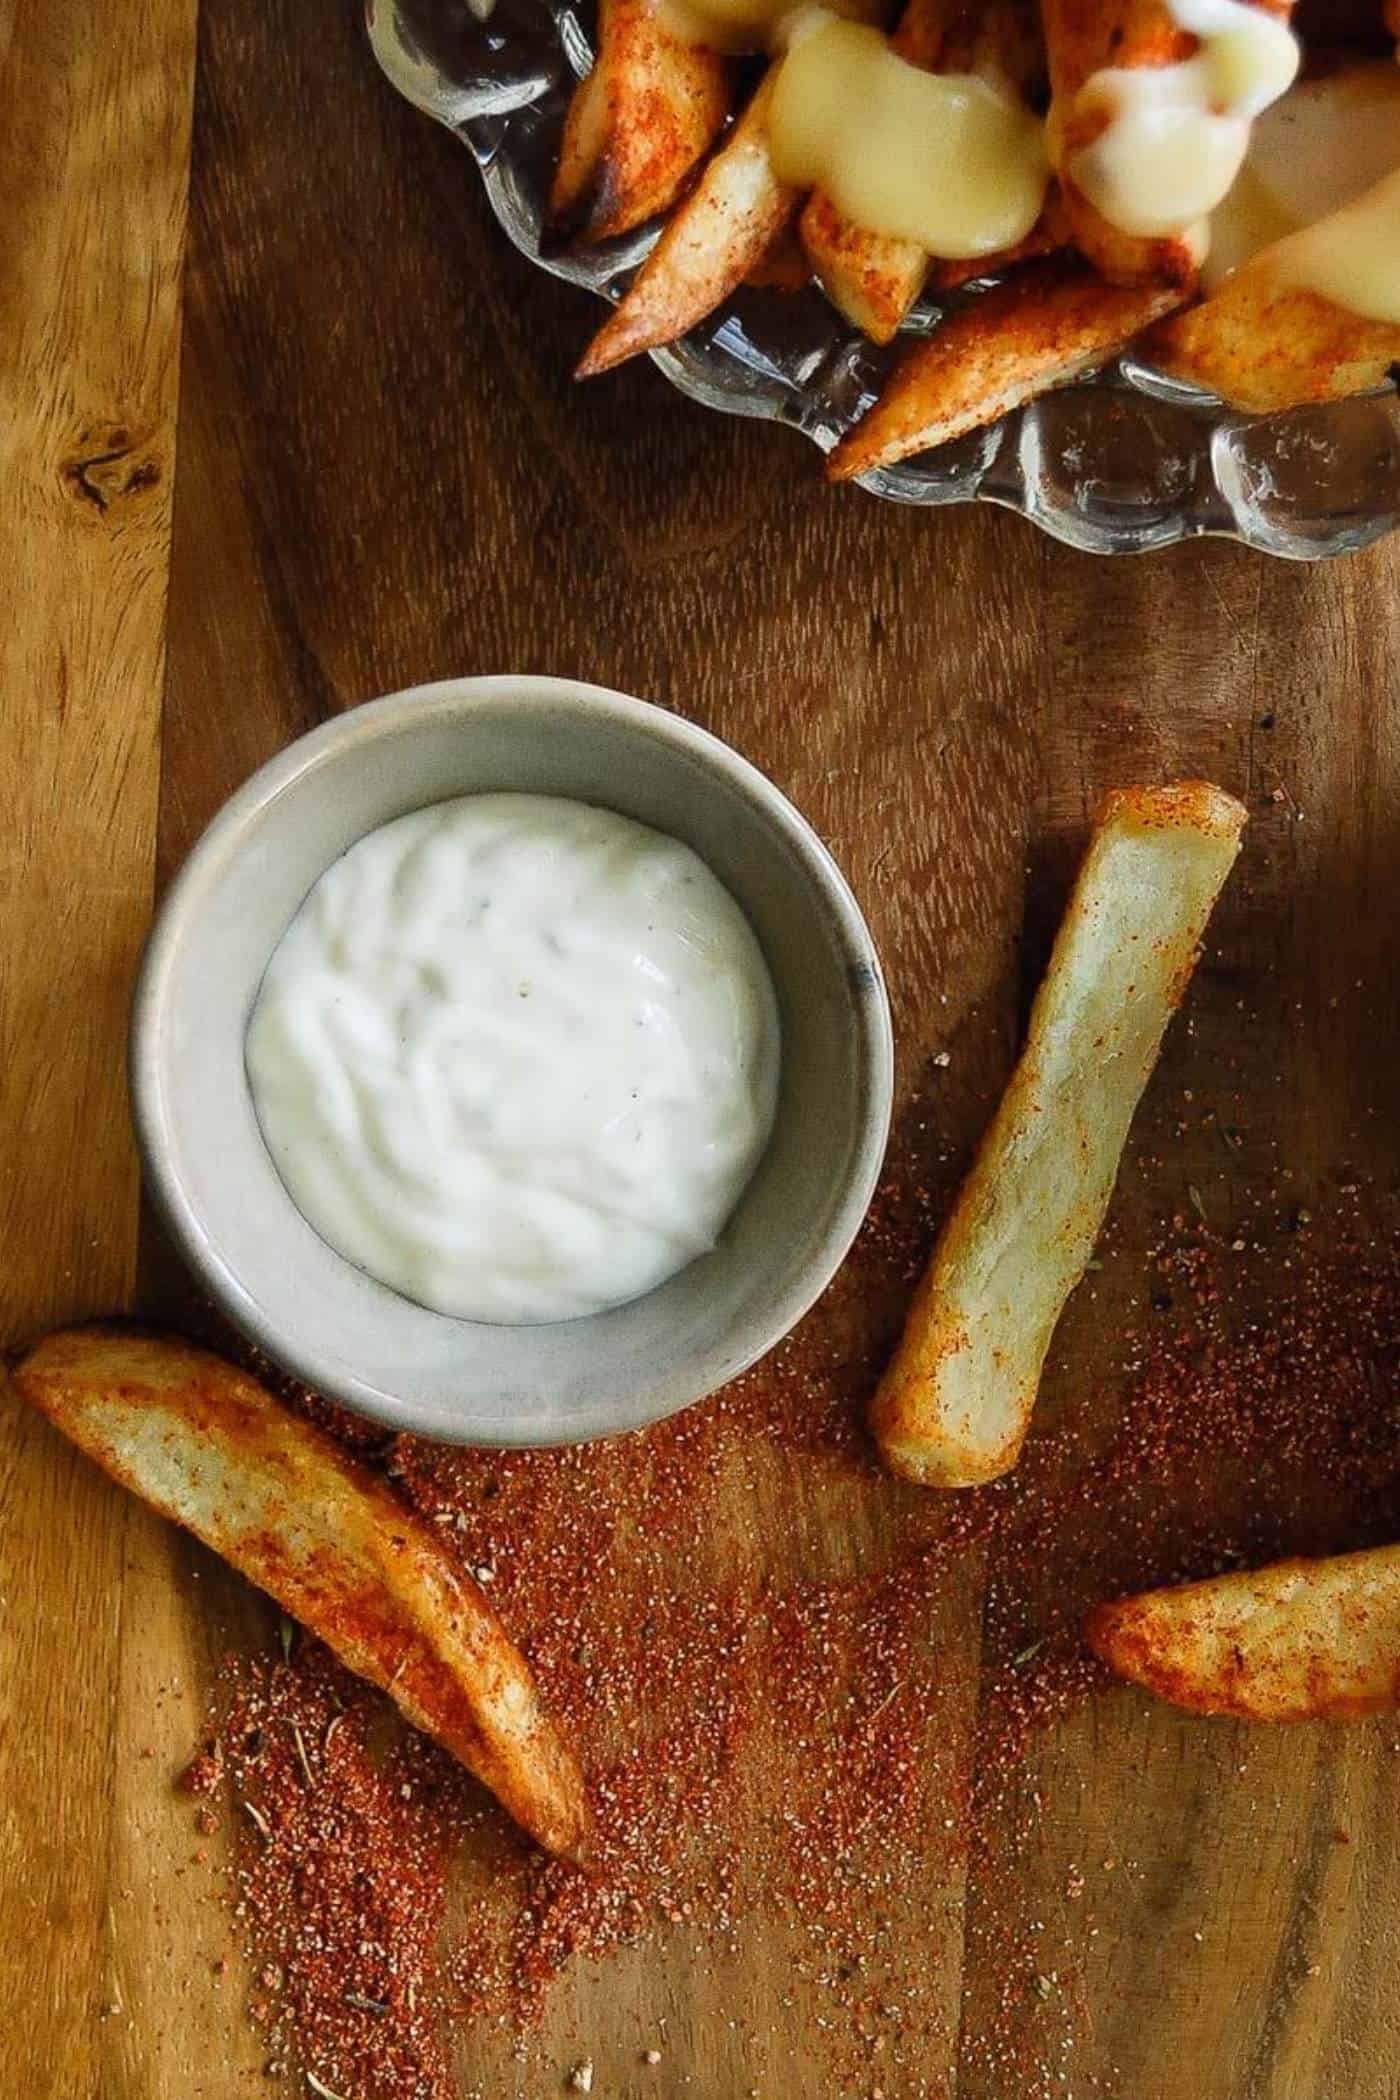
xmin=1069 ymin=0 xmax=1299 ymax=240
xmin=246 ymin=794 xmax=781 ymax=1326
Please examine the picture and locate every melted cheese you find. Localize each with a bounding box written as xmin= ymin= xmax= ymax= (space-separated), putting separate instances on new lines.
xmin=768 ymin=17 xmax=1049 ymax=258
xmin=1068 ymin=0 xmax=1299 ymax=240
xmin=1206 ymin=60 xmax=1400 ymax=287
xmin=1262 ymin=168 xmax=1400 ymax=324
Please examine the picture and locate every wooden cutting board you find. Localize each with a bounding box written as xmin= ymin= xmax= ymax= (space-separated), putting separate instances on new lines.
xmin=4 ymin=0 xmax=1400 ymax=2094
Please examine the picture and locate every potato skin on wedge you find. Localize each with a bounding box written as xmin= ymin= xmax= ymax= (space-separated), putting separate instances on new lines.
xmin=551 ymin=0 xmax=731 ymax=242
xmin=12 ymin=1327 xmax=590 ymax=1860
xmin=577 ymin=66 xmax=799 ymax=374
xmin=1088 ymin=1546 xmax=1400 ymax=1721
xmin=1146 ymin=272 xmax=1400 ymax=415
xmin=869 ymin=783 xmax=1245 ymax=1489
xmin=828 ymin=258 xmax=1182 ymax=479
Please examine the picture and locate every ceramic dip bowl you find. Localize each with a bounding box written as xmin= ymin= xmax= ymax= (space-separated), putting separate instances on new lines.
xmin=131 ymin=675 xmax=893 ymax=1445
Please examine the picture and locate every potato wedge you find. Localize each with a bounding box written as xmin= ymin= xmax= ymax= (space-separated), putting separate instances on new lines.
xmin=799 ymin=0 xmax=1052 ymax=344
xmin=1145 ymin=174 xmax=1400 ymax=412
xmin=1041 ymin=0 xmax=1292 ymax=288
xmin=1087 ymin=1546 xmax=1400 ymax=1720
xmin=12 ymin=1327 xmax=590 ymax=1860
xmin=870 ymin=783 xmax=1246 ymax=1489
xmin=550 ymin=0 xmax=731 ymax=243
xmin=827 ymin=257 xmax=1182 ymax=480
xmin=577 ymin=65 xmax=800 ymax=375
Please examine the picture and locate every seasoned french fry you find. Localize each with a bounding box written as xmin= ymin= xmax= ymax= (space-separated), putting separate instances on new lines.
xmin=1145 ymin=173 xmax=1400 ymax=412
xmin=1087 ymin=1546 xmax=1400 ymax=1720
xmin=12 ymin=1327 xmax=590 ymax=1859
xmin=799 ymin=0 xmax=1053 ymax=344
xmin=551 ymin=0 xmax=731 ymax=242
xmin=870 ymin=782 xmax=1247 ymax=1489
xmin=827 ymin=257 xmax=1182 ymax=480
xmin=1041 ymin=0 xmax=1292 ymax=288
xmin=576 ymin=66 xmax=800 ymax=375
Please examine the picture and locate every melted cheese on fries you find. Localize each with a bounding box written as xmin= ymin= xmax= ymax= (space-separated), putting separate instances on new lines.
xmin=1262 ymin=168 xmax=1400 ymax=325
xmin=768 ymin=16 xmax=1049 ymax=259
xmin=1068 ymin=0 xmax=1298 ymax=241
xmin=1207 ymin=62 xmax=1400 ymax=290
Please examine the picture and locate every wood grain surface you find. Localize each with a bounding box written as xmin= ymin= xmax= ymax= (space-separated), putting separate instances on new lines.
xmin=3 ymin=0 xmax=1400 ymax=2093
xmin=0 ymin=3 xmax=206 ymax=2096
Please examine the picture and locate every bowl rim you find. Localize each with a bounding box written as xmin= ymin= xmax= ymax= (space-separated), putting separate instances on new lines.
xmin=130 ymin=674 xmax=896 ymax=1445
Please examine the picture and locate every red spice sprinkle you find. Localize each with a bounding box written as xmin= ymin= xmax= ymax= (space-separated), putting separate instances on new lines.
xmin=188 ymin=1167 xmax=1400 ymax=2100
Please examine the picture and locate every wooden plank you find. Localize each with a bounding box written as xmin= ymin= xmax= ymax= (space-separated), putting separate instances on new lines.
xmin=955 ymin=538 xmax=1400 ymax=2100
xmin=154 ymin=0 xmax=1400 ymax=2091
xmin=8 ymin=0 xmax=1400 ymax=2092
xmin=150 ymin=5 xmax=1053 ymax=2095
xmin=0 ymin=1 xmax=202 ymax=2094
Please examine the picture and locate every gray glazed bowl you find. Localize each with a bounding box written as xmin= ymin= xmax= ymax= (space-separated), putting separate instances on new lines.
xmin=131 ymin=676 xmax=893 ymax=1446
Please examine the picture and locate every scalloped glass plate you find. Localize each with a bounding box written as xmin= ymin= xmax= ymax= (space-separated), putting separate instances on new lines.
xmin=366 ymin=0 xmax=1400 ymax=557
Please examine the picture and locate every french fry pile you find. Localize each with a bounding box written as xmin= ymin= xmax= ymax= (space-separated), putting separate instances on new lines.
xmin=554 ymin=0 xmax=1400 ymax=473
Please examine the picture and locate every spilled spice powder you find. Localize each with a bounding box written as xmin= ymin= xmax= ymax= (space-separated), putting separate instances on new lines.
xmin=187 ymin=1171 xmax=1400 ymax=2100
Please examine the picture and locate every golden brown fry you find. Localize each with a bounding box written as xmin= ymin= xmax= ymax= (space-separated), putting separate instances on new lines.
xmin=1041 ymin=0 xmax=1292 ymax=288
xmin=799 ymin=0 xmax=1053 ymax=344
xmin=577 ymin=66 xmax=800 ymax=375
xmin=13 ymin=1327 xmax=590 ymax=1859
xmin=551 ymin=0 xmax=731 ymax=242
xmin=827 ymin=257 xmax=1182 ymax=480
xmin=1088 ymin=1546 xmax=1400 ymax=1720
xmin=1146 ymin=244 xmax=1400 ymax=414
xmin=870 ymin=783 xmax=1246 ymax=1489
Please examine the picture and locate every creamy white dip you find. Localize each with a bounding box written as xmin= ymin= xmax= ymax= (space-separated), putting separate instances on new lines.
xmin=246 ymin=794 xmax=781 ymax=1325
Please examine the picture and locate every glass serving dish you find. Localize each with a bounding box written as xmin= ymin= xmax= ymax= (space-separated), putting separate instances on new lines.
xmin=367 ymin=0 xmax=1400 ymax=558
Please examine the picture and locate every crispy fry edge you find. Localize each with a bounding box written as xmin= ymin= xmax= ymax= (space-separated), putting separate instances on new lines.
xmin=11 ymin=1325 xmax=592 ymax=1861
xmin=827 ymin=259 xmax=1183 ymax=482
xmin=1087 ymin=1545 xmax=1400 ymax=1720
xmin=576 ymin=66 xmax=799 ymax=375
xmin=1146 ymin=269 xmax=1400 ymax=415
